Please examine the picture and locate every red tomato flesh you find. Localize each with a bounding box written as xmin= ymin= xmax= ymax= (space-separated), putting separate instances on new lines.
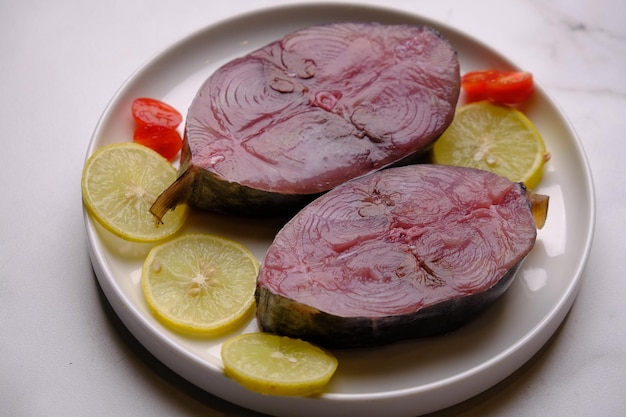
xmin=485 ymin=71 xmax=534 ymax=104
xmin=131 ymin=97 xmax=183 ymax=129
xmin=460 ymin=70 xmax=499 ymax=102
xmin=133 ymin=125 xmax=183 ymax=161
xmin=461 ymin=70 xmax=534 ymax=104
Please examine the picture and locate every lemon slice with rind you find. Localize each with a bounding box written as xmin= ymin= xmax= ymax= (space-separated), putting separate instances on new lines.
xmin=82 ymin=142 xmax=188 ymax=242
xmin=142 ymin=234 xmax=259 ymax=335
xmin=221 ymin=332 xmax=338 ymax=396
xmin=432 ymin=101 xmax=549 ymax=189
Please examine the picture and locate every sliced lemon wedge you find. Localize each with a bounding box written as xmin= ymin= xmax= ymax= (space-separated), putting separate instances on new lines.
xmin=221 ymin=332 xmax=338 ymax=396
xmin=81 ymin=142 xmax=188 ymax=242
xmin=432 ymin=101 xmax=549 ymax=189
xmin=141 ymin=234 xmax=259 ymax=335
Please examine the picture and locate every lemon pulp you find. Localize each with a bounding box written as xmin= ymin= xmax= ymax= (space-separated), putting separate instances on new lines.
xmin=81 ymin=142 xmax=188 ymax=242
xmin=141 ymin=234 xmax=259 ymax=335
xmin=432 ymin=101 xmax=549 ymax=189
xmin=221 ymin=332 xmax=338 ymax=396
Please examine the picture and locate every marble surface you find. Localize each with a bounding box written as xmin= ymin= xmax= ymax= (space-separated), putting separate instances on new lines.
xmin=1 ymin=0 xmax=624 ymax=415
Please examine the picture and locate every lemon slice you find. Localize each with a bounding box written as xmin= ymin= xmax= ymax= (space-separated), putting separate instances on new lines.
xmin=221 ymin=332 xmax=338 ymax=396
xmin=82 ymin=142 xmax=188 ymax=242
xmin=432 ymin=101 xmax=549 ymax=189
xmin=141 ymin=234 xmax=259 ymax=335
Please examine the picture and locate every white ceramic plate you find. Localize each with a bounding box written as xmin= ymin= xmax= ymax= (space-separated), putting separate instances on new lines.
xmin=84 ymin=4 xmax=595 ymax=417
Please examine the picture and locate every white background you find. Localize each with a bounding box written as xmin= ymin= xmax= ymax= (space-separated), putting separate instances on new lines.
xmin=1 ymin=0 xmax=624 ymax=416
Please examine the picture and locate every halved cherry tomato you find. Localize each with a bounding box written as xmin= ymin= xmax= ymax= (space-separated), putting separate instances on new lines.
xmin=131 ymin=97 xmax=183 ymax=129
xmin=460 ymin=69 xmax=499 ymax=102
xmin=461 ymin=70 xmax=534 ymax=104
xmin=485 ymin=71 xmax=534 ymax=104
xmin=133 ymin=124 xmax=183 ymax=161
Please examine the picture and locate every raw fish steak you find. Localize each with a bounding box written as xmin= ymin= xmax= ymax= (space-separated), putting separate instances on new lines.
xmin=256 ymin=165 xmax=546 ymax=348
xmin=151 ymin=22 xmax=460 ymax=218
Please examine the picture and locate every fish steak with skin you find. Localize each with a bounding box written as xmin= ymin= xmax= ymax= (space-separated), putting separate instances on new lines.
xmin=256 ymin=164 xmax=546 ymax=348
xmin=151 ymin=22 xmax=460 ymax=219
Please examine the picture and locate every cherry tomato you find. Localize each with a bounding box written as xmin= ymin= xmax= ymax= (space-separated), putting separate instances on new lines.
xmin=460 ymin=69 xmax=499 ymax=102
xmin=133 ymin=125 xmax=183 ymax=161
xmin=485 ymin=71 xmax=534 ymax=104
xmin=461 ymin=70 xmax=534 ymax=104
xmin=131 ymin=97 xmax=183 ymax=129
